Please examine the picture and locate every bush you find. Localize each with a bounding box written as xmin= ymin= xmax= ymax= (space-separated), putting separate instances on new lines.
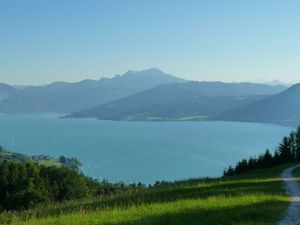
xmin=0 ymin=161 xmax=89 ymax=210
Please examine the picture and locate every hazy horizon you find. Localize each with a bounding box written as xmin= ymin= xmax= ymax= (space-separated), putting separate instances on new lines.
xmin=1 ymin=68 xmax=296 ymax=87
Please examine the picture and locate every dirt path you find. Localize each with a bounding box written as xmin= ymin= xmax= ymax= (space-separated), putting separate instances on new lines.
xmin=278 ymin=165 xmax=300 ymax=225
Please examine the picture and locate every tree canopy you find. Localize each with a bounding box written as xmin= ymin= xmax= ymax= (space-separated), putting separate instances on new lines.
xmin=224 ymin=126 xmax=300 ymax=176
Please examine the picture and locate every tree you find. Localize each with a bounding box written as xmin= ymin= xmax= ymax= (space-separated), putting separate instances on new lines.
xmin=295 ymin=126 xmax=300 ymax=160
xmin=58 ymin=155 xmax=67 ymax=164
xmin=224 ymin=128 xmax=300 ymax=177
xmin=262 ymin=149 xmax=273 ymax=167
xmin=278 ymin=137 xmax=293 ymax=163
xmin=235 ymin=159 xmax=248 ymax=174
xmin=288 ymin=131 xmax=297 ymax=160
xmin=0 ymin=161 xmax=90 ymax=211
xmin=7 ymin=180 xmax=50 ymax=210
xmin=40 ymin=166 xmax=88 ymax=201
xmin=247 ymin=157 xmax=257 ymax=170
xmin=224 ymin=166 xmax=234 ymax=176
xmin=273 ymin=149 xmax=281 ymax=165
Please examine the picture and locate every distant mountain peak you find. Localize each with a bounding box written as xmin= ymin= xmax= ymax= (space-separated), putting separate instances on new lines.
xmin=144 ymin=68 xmax=165 ymax=73
xmin=0 ymin=68 xmax=186 ymax=113
xmin=268 ymin=79 xmax=291 ymax=87
xmin=118 ymin=68 xmax=186 ymax=84
xmin=123 ymin=68 xmax=166 ymax=76
xmin=244 ymin=78 xmax=291 ymax=87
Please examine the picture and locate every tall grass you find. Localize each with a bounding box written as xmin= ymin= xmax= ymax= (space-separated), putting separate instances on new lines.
xmin=2 ymin=164 xmax=295 ymax=225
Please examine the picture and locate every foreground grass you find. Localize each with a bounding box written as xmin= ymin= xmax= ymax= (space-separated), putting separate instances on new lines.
xmin=2 ymin=165 xmax=294 ymax=225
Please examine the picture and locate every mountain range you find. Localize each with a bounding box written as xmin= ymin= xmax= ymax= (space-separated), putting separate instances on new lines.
xmin=0 ymin=68 xmax=185 ymax=113
xmin=1 ymin=68 xmax=299 ymax=126
xmin=68 ymin=81 xmax=287 ymax=122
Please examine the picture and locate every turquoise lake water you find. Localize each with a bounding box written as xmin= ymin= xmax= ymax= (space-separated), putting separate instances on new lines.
xmin=0 ymin=113 xmax=293 ymax=184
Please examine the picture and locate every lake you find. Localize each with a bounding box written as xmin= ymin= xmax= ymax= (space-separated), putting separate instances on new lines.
xmin=0 ymin=114 xmax=293 ymax=184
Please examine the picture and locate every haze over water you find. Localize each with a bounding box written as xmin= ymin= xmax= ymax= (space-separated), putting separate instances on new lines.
xmin=0 ymin=113 xmax=293 ymax=184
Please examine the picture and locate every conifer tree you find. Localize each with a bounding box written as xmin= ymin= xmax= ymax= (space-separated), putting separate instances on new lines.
xmin=273 ymin=149 xmax=280 ymax=165
xmin=278 ymin=137 xmax=293 ymax=163
xmin=295 ymin=126 xmax=300 ymax=161
xmin=262 ymin=149 xmax=273 ymax=167
xmin=289 ymin=131 xmax=297 ymax=160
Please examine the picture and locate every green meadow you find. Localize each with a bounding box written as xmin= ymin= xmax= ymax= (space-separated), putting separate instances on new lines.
xmin=1 ymin=164 xmax=295 ymax=225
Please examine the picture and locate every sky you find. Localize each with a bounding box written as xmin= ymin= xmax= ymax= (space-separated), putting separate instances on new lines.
xmin=0 ymin=0 xmax=300 ymax=85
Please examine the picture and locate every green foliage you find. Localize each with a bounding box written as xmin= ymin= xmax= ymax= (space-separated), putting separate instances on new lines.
xmin=0 ymin=160 xmax=146 ymax=212
xmin=224 ymin=126 xmax=300 ymax=176
xmin=58 ymin=156 xmax=82 ymax=173
xmin=40 ymin=166 xmax=88 ymax=201
xmin=4 ymin=165 xmax=291 ymax=225
xmin=0 ymin=146 xmax=31 ymax=164
xmin=32 ymin=155 xmax=82 ymax=173
xmin=0 ymin=161 xmax=50 ymax=210
xmin=0 ymin=161 xmax=89 ymax=211
xmin=295 ymin=127 xmax=300 ymax=160
xmin=0 ymin=146 xmax=82 ymax=173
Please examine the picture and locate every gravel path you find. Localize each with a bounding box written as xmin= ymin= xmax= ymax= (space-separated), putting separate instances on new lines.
xmin=278 ymin=165 xmax=300 ymax=225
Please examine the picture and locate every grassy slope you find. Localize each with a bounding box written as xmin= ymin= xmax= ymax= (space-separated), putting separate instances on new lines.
xmin=36 ymin=159 xmax=62 ymax=167
xmin=3 ymin=165 xmax=294 ymax=225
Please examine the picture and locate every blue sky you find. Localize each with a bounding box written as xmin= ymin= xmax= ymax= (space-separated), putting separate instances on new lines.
xmin=0 ymin=0 xmax=300 ymax=85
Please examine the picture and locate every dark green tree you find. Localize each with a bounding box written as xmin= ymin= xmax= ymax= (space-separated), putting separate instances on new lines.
xmin=295 ymin=126 xmax=300 ymax=160
xmin=262 ymin=149 xmax=273 ymax=167
xmin=278 ymin=137 xmax=293 ymax=163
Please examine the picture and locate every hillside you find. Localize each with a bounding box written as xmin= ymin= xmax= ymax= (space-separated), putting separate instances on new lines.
xmin=4 ymin=165 xmax=293 ymax=225
xmin=220 ymin=83 xmax=300 ymax=126
xmin=0 ymin=83 xmax=20 ymax=101
xmin=0 ymin=145 xmax=81 ymax=172
xmin=0 ymin=145 xmax=30 ymax=164
xmin=68 ymin=81 xmax=285 ymax=121
xmin=1 ymin=128 xmax=300 ymax=225
xmin=0 ymin=69 xmax=185 ymax=113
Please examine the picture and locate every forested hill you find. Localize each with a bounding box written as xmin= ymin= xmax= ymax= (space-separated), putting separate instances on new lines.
xmin=67 ymin=81 xmax=286 ymax=121
xmin=0 ymin=145 xmax=81 ymax=172
xmin=220 ymin=83 xmax=300 ymax=126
